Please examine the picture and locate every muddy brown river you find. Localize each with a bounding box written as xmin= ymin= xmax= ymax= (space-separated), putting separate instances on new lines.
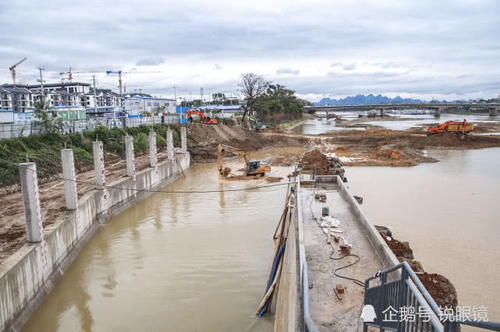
xmin=347 ymin=147 xmax=500 ymax=322
xmin=22 ymin=164 xmax=285 ymax=332
xmin=21 ymin=147 xmax=500 ymax=331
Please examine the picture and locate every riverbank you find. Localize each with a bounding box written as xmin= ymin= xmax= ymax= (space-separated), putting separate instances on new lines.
xmin=3 ymin=122 xmax=500 ymax=263
xmin=0 ymin=151 xmax=190 ymax=332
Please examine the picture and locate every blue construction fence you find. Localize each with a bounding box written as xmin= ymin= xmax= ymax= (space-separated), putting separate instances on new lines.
xmin=176 ymin=106 xmax=189 ymax=124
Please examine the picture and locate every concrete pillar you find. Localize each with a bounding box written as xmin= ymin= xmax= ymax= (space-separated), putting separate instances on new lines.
xmin=149 ymin=131 xmax=157 ymax=167
xmin=434 ymin=108 xmax=441 ymax=118
xmin=61 ymin=149 xmax=78 ymax=210
xmin=181 ymin=127 xmax=187 ymax=152
xmin=93 ymin=141 xmax=107 ymax=211
xmin=489 ymin=108 xmax=498 ymax=117
xmin=19 ymin=162 xmax=44 ymax=243
xmin=93 ymin=141 xmax=105 ymax=187
xmin=167 ymin=129 xmax=174 ymax=160
xmin=125 ymin=135 xmax=135 ymax=177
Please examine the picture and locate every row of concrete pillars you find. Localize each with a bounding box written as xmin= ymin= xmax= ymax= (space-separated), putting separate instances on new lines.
xmin=19 ymin=127 xmax=188 ymax=243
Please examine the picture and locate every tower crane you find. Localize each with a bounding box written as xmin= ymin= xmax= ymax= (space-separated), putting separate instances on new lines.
xmin=9 ymin=57 xmax=27 ymax=87
xmin=59 ymin=67 xmax=74 ymax=82
xmin=105 ymin=70 xmax=160 ymax=106
xmin=106 ymin=70 xmax=124 ymax=96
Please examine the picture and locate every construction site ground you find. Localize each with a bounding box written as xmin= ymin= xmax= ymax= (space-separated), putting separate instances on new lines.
xmin=2 ymin=119 xmax=500 ymax=264
xmin=301 ymin=184 xmax=384 ymax=332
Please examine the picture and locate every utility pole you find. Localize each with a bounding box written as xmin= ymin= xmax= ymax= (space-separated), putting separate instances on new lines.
xmin=93 ymin=75 xmax=97 ymax=112
xmin=37 ymin=68 xmax=45 ymax=101
xmin=200 ymin=87 xmax=204 ymax=107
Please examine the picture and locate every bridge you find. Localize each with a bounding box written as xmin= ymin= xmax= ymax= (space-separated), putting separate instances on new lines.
xmin=305 ymin=103 xmax=500 ymax=117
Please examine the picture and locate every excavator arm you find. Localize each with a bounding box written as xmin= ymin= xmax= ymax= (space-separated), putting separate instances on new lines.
xmin=187 ymin=109 xmax=218 ymax=125
xmin=218 ymin=144 xmax=251 ymax=177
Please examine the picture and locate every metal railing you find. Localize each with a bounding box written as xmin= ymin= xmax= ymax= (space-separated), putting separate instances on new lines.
xmin=0 ymin=115 xmax=182 ymax=139
xmin=364 ymin=261 xmax=500 ymax=331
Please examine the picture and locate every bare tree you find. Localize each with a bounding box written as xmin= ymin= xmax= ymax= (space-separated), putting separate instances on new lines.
xmin=238 ymin=73 xmax=268 ymax=122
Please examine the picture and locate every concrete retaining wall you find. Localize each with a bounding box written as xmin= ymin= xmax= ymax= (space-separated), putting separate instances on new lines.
xmin=274 ymin=185 xmax=301 ymax=332
xmin=333 ymin=175 xmax=400 ymax=268
xmin=0 ymin=152 xmax=190 ymax=332
xmin=274 ymin=181 xmax=307 ymax=332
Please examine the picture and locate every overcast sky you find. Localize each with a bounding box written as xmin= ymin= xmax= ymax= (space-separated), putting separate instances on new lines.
xmin=1 ymin=0 xmax=499 ymax=101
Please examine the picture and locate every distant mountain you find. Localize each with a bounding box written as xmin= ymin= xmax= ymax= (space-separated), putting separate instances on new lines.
xmin=314 ymin=94 xmax=424 ymax=106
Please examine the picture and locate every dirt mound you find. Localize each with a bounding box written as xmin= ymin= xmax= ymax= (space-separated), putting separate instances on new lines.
xmin=187 ymin=124 xmax=306 ymax=163
xmin=381 ymin=236 xmax=414 ymax=259
xmin=300 ymin=149 xmax=343 ymax=174
xmin=377 ymin=225 xmax=459 ymax=310
xmin=297 ymin=148 xmax=347 ymax=181
xmin=300 ymin=149 xmax=331 ymax=172
xmin=418 ymin=273 xmax=458 ymax=308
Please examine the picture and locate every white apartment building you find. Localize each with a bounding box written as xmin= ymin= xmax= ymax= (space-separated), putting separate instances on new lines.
xmin=124 ymin=96 xmax=175 ymax=115
xmin=0 ymin=86 xmax=33 ymax=112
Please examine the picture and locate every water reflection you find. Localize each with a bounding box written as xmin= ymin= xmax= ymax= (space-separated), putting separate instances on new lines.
xmin=22 ymin=164 xmax=283 ymax=332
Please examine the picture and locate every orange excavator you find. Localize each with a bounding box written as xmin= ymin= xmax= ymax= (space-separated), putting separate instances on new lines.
xmin=218 ymin=144 xmax=271 ymax=177
xmin=427 ymin=119 xmax=474 ymax=136
xmin=187 ymin=109 xmax=217 ymax=124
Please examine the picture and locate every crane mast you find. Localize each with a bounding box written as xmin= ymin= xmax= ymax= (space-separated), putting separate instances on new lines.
xmin=9 ymin=57 xmax=27 ymax=87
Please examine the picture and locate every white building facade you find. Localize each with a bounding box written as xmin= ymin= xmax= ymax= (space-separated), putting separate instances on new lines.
xmin=124 ymin=96 xmax=175 ymax=116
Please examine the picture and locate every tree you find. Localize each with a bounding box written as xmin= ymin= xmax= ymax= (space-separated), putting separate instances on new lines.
xmin=33 ymin=99 xmax=61 ymax=133
xmin=211 ymin=92 xmax=226 ymax=104
xmin=239 ymin=73 xmax=268 ymax=122
xmin=253 ymin=83 xmax=305 ymax=126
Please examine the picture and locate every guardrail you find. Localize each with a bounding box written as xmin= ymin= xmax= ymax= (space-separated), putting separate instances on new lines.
xmin=0 ymin=115 xmax=182 ymax=138
xmin=364 ymin=261 xmax=500 ymax=332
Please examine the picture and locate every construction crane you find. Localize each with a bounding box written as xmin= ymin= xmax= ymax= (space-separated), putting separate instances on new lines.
xmin=106 ymin=70 xmax=124 ymax=96
xmin=59 ymin=67 xmax=74 ymax=82
xmin=9 ymin=57 xmax=27 ymax=87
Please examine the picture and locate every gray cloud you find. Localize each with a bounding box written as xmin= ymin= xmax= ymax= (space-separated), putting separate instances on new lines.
xmin=0 ymin=0 xmax=499 ymax=100
xmin=276 ymin=67 xmax=300 ymax=75
xmin=136 ymin=57 xmax=165 ymax=66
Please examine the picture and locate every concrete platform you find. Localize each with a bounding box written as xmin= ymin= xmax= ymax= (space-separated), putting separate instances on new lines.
xmin=301 ymin=183 xmax=385 ymax=332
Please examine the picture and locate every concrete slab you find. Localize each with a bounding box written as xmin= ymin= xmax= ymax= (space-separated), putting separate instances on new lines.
xmin=301 ymin=184 xmax=384 ymax=332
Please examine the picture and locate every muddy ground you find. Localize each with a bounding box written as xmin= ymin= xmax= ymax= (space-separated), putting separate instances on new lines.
xmin=1 ymin=120 xmax=500 ymax=263
xmin=0 ymin=124 xmax=307 ymax=263
xmin=289 ymin=125 xmax=500 ymax=166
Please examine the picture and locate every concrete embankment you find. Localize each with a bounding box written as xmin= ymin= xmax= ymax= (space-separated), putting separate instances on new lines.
xmin=0 ymin=152 xmax=190 ymax=332
xmin=273 ymin=173 xmax=399 ymax=332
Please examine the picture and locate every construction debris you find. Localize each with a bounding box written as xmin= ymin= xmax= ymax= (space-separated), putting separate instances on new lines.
xmin=376 ymin=225 xmax=459 ymax=309
xmin=335 ymin=284 xmax=345 ymax=294
xmin=298 ymin=149 xmax=347 ymax=182
xmin=320 ymin=216 xmax=340 ymax=228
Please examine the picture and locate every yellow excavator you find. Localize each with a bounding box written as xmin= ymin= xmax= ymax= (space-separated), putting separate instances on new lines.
xmin=217 ymin=144 xmax=271 ymax=177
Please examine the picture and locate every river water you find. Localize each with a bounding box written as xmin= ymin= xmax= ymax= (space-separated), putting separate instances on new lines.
xmin=346 ymin=148 xmax=500 ymax=322
xmin=20 ymin=122 xmax=500 ymax=329
xmin=361 ymin=113 xmax=500 ymax=131
xmin=293 ymin=112 xmax=500 ymax=133
xmin=22 ymin=164 xmax=286 ymax=332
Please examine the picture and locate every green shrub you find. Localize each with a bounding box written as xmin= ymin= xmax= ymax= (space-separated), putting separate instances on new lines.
xmin=133 ymin=133 xmax=149 ymax=154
